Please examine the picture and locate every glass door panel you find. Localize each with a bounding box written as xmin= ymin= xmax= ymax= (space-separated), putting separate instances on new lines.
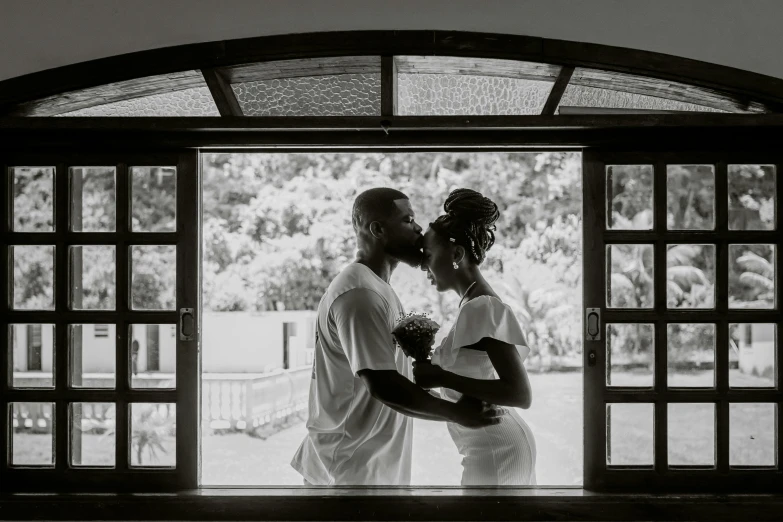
xmin=583 ymin=150 xmax=781 ymax=491
xmin=1 ymin=151 xmax=198 ymax=491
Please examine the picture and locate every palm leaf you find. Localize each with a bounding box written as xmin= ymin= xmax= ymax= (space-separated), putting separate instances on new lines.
xmin=667 ymin=244 xmax=701 ymax=267
xmin=611 ymin=273 xmax=636 ymax=293
xmin=668 ymin=265 xmax=709 ymax=290
xmin=667 ymin=280 xmax=684 ymax=301
xmin=737 ymin=252 xmax=774 ymax=278
xmin=739 ymin=272 xmax=774 ymax=292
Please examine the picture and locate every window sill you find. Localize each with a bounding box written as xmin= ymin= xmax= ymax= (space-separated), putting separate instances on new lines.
xmin=2 ymin=488 xmax=783 ymax=521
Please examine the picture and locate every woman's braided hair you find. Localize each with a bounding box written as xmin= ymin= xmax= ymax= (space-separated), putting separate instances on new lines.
xmin=429 ymin=188 xmax=500 ymax=264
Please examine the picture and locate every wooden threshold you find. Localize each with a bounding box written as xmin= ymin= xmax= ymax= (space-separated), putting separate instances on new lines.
xmin=1 ymin=489 xmax=783 ymax=521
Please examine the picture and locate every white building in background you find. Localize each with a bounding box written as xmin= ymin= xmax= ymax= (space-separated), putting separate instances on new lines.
xmin=736 ymin=323 xmax=776 ymax=379
xmin=12 ymin=314 xmax=773 ymax=381
xmin=11 ymin=311 xmax=316 ymax=379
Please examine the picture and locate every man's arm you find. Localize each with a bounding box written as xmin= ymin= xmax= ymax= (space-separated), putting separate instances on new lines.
xmin=359 ymin=369 xmax=504 ymax=426
xmin=332 ymin=288 xmax=502 ymax=427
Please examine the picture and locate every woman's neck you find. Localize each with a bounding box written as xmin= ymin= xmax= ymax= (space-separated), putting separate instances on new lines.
xmin=453 ymin=267 xmax=484 ymax=301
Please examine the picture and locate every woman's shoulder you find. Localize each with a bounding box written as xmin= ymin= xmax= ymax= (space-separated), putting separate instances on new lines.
xmin=462 ymin=294 xmax=507 ymax=311
xmin=457 ymin=294 xmax=517 ymax=328
xmin=438 ymin=295 xmax=529 ymax=367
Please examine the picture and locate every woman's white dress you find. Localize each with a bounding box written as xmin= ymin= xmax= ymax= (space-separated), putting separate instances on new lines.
xmin=431 ymin=295 xmax=537 ymax=486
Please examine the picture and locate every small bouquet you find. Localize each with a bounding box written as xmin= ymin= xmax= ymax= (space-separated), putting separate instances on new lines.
xmin=392 ymin=312 xmax=440 ymax=362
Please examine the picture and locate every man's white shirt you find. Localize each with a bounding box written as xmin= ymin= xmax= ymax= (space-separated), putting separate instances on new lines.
xmin=291 ymin=263 xmax=413 ymax=485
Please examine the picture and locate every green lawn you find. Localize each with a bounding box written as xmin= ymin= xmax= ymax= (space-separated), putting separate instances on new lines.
xmin=201 ymin=371 xmax=585 ymax=486
xmin=11 ymin=432 xmax=175 ymax=468
xmin=12 ymin=371 xmax=776 ymax=485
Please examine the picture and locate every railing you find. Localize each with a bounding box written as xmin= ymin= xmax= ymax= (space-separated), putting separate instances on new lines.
xmin=11 ymin=367 xmax=312 ymax=437
xmin=202 ymin=367 xmax=311 ymax=435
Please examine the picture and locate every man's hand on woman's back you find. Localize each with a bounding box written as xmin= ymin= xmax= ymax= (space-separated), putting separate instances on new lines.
xmin=449 ymin=394 xmax=506 ymax=428
xmin=360 ymin=369 xmax=506 ymax=428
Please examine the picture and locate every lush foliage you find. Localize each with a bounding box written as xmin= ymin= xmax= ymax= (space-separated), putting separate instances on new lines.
xmin=12 ymin=167 xmax=176 ymax=311
xmin=201 ymin=152 xmax=583 ymax=369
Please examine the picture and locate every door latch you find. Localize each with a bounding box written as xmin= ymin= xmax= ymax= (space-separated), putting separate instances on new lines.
xmin=585 ymin=307 xmax=600 ymax=367
xmin=179 ymin=308 xmax=196 ymax=341
xmin=585 ymin=307 xmax=601 ymax=341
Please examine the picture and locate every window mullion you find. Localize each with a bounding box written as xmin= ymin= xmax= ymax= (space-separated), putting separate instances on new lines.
xmin=54 ymin=161 xmax=69 ymax=476
xmin=714 ymin=160 xmax=730 ymax=474
xmin=653 ymin=160 xmax=668 ymax=474
xmin=115 ymin=162 xmax=129 ymax=473
xmin=380 ymin=56 xmax=397 ymax=117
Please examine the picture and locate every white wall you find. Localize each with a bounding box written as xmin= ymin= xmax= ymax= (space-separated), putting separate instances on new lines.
xmin=201 ymin=311 xmax=315 ymax=373
xmin=738 ymin=323 xmax=775 ymax=378
xmin=2 ymin=0 xmax=783 ymax=82
xmin=11 ymin=312 xmax=315 ymax=384
xmin=80 ymin=324 xmax=116 ymax=374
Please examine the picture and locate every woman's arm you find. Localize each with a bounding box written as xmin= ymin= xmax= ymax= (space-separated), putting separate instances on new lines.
xmin=415 ymin=337 xmax=532 ymax=409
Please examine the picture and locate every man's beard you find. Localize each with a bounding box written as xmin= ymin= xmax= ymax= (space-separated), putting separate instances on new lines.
xmin=386 ymin=240 xmax=423 ymax=268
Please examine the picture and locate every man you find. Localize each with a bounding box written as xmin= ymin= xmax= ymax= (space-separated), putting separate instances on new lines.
xmin=291 ymin=187 xmax=504 ymax=486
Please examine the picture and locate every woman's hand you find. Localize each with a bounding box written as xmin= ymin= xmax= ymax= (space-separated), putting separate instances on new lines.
xmin=412 ymin=361 xmax=447 ymax=389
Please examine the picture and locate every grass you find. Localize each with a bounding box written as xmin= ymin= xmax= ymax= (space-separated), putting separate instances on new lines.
xmin=201 ymin=371 xmax=584 ymax=486
xmin=11 ymin=432 xmax=175 ymax=468
xmin=12 ymin=371 xmax=776 ymax=484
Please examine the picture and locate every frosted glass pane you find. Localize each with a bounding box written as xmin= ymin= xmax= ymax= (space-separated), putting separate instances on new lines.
xmin=233 ymin=74 xmax=381 ymax=116
xmin=58 ymin=87 xmax=219 ymax=117
xmin=559 ymin=84 xmax=724 ymax=113
xmin=398 ymin=74 xmax=553 ymax=115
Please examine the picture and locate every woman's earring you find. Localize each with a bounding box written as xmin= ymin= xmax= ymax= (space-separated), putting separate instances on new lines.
xmin=453 ymin=261 xmax=459 ymax=270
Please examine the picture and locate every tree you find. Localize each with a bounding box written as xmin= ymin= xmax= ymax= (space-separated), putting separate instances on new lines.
xmin=200 ymin=151 xmax=587 ymax=372
xmin=12 ymin=168 xmax=55 ymax=310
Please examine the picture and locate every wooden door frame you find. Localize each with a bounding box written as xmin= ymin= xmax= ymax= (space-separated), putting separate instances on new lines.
xmin=583 ymin=148 xmax=782 ymax=491
xmin=0 ymin=149 xmax=200 ymax=491
xmin=1 ymin=120 xmax=781 ymax=498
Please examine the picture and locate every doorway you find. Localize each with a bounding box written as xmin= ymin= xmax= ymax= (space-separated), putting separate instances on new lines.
xmin=198 ymin=151 xmax=584 ymax=486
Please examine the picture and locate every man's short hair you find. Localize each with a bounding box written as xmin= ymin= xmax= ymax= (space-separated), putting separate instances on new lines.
xmin=352 ymin=187 xmax=409 ymax=229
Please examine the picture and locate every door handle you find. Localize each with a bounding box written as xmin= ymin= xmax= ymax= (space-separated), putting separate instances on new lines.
xmin=585 ymin=307 xmax=600 ymax=341
xmin=585 ymin=307 xmax=600 ymax=367
xmin=179 ymin=308 xmax=196 ymax=341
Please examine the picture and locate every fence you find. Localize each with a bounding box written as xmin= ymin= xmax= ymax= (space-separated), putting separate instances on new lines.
xmin=202 ymin=367 xmax=311 ymax=435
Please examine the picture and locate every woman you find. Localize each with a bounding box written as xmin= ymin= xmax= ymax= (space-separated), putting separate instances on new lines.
xmin=413 ymin=188 xmax=536 ymax=486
